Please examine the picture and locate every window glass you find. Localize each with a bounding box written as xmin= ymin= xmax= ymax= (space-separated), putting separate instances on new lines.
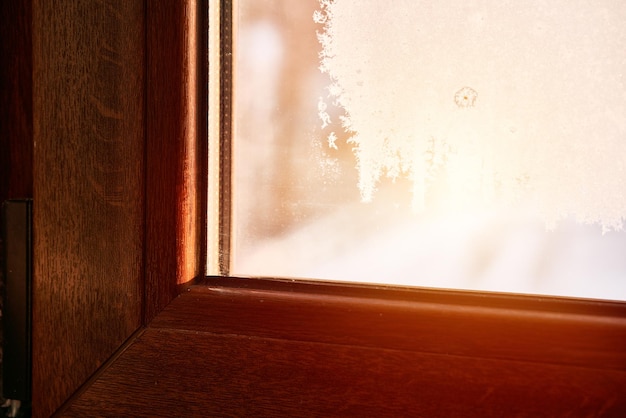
xmin=231 ymin=0 xmax=626 ymax=301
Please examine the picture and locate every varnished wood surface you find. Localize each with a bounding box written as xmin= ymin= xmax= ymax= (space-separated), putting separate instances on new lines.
xmin=154 ymin=278 xmax=626 ymax=371
xmin=63 ymin=279 xmax=626 ymax=417
xmin=4 ymin=0 xmax=205 ymax=415
xmin=145 ymin=0 xmax=206 ymax=325
xmin=32 ymin=1 xmax=145 ymax=416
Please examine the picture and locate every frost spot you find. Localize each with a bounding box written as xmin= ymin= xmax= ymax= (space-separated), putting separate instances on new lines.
xmin=327 ymin=132 xmax=338 ymax=150
xmin=454 ymin=86 xmax=478 ymax=108
xmin=317 ymin=97 xmax=331 ymax=128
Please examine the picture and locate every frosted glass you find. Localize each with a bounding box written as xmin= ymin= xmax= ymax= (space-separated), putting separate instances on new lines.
xmin=231 ymin=0 xmax=626 ymax=301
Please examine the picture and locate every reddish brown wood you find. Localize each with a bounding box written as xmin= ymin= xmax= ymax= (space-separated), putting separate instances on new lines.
xmin=154 ymin=278 xmax=626 ymax=371
xmin=62 ymin=284 xmax=626 ymax=417
xmin=0 ymin=0 xmax=33 ymax=204
xmin=31 ymin=1 xmax=145 ymax=416
xmin=145 ymin=0 xmax=206 ymax=325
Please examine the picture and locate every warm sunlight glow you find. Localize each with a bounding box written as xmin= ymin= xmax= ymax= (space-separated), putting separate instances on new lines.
xmin=316 ymin=0 xmax=626 ymax=230
xmin=180 ymin=0 xmax=199 ymax=283
xmin=229 ymin=0 xmax=626 ymax=301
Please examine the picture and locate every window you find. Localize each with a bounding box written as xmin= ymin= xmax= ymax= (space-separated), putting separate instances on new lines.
xmin=210 ymin=0 xmax=626 ymax=302
xmin=21 ymin=2 xmax=624 ymax=414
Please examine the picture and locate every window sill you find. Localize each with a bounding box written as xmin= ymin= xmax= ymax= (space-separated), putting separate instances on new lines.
xmin=60 ymin=277 xmax=626 ymax=416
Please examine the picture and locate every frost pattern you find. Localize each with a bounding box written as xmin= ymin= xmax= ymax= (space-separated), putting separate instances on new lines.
xmin=315 ymin=0 xmax=626 ymax=230
xmin=317 ymin=96 xmax=331 ymax=128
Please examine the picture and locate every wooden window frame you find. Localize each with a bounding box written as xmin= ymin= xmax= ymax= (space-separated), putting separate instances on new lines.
xmin=2 ymin=0 xmax=625 ymax=416
xmin=146 ymin=2 xmax=626 ymax=415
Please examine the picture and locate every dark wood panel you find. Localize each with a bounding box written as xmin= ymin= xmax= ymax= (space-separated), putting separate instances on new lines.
xmin=62 ymin=321 xmax=626 ymax=417
xmin=151 ymin=278 xmax=626 ymax=371
xmin=0 ymin=0 xmax=33 ymax=204
xmin=0 ymin=3 xmax=33 ymax=405
xmin=144 ymin=0 xmax=206 ymax=325
xmin=32 ymin=1 xmax=145 ymax=416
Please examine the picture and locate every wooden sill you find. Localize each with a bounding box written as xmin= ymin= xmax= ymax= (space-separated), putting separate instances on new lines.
xmin=59 ymin=277 xmax=626 ymax=417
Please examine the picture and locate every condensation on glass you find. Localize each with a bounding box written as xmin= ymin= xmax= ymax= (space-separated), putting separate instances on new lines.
xmin=226 ymin=0 xmax=626 ymax=301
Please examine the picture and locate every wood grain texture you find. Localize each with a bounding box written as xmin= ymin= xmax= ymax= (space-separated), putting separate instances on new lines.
xmin=0 ymin=0 xmax=33 ymax=204
xmin=145 ymin=0 xmax=206 ymax=325
xmin=63 ymin=284 xmax=626 ymax=417
xmin=153 ymin=278 xmax=626 ymax=371
xmin=32 ymin=1 xmax=145 ymax=416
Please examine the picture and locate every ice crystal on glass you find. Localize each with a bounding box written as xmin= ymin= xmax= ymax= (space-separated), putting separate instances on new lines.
xmin=315 ymin=0 xmax=626 ymax=230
